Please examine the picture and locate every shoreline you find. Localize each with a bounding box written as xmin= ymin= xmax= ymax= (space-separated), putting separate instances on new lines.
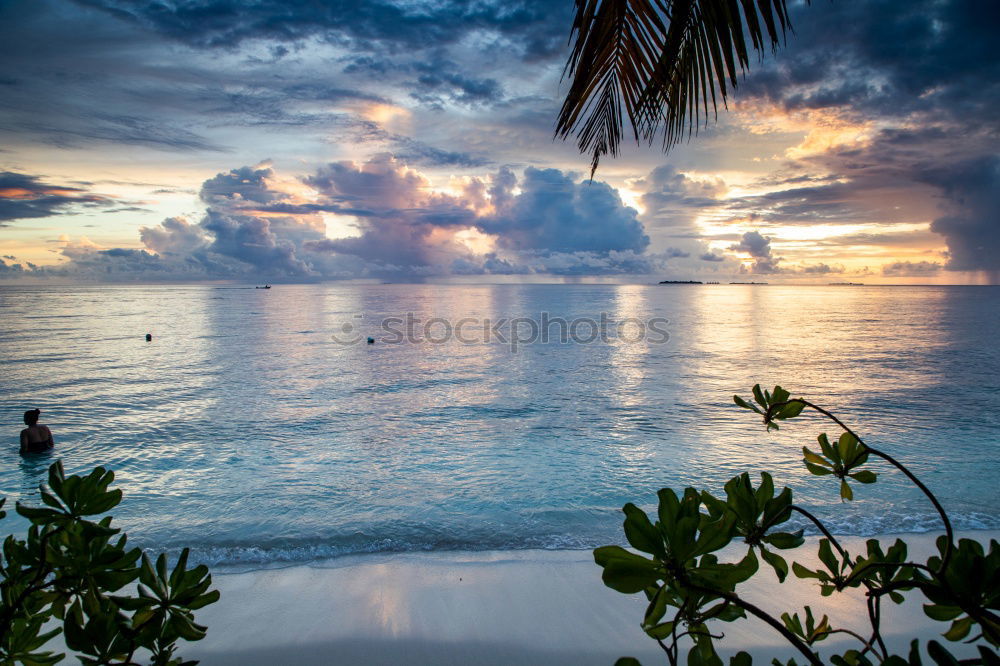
xmin=182 ymin=530 xmax=997 ymax=665
xmin=200 ymin=526 xmax=1000 ymax=575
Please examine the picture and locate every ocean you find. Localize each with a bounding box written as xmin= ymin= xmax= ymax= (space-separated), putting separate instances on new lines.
xmin=1 ymin=283 xmax=998 ymax=567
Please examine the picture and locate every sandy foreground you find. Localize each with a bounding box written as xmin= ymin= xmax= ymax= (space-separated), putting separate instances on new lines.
xmin=174 ymin=530 xmax=998 ymax=665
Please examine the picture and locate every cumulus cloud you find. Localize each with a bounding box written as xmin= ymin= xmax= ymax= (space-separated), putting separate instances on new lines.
xmin=729 ymin=231 xmax=782 ymax=274
xmin=139 ymin=217 xmax=210 ymax=256
xmin=882 ymin=260 xmax=942 ymax=277
xmin=24 ymin=157 xmax=666 ymax=281
xmin=482 ymin=167 xmax=649 ymax=254
xmin=799 ymin=263 xmax=843 ymax=275
xmin=304 ymin=158 xmax=654 ymax=276
xmin=0 ymin=257 xmax=25 ymax=274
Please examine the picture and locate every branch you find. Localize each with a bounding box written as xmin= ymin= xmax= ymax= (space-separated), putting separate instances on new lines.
xmin=812 ymin=626 xmax=881 ymax=656
xmin=0 ymin=525 xmax=63 ymax=637
xmin=866 ymin=593 xmax=888 ymax=660
xmin=764 ymin=399 xmax=955 ymax=572
xmin=683 ymin=583 xmax=822 ymax=666
xmin=789 ymin=505 xmax=852 ymax=565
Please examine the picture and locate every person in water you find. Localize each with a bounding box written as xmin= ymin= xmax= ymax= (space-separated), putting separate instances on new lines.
xmin=20 ymin=409 xmax=54 ymax=454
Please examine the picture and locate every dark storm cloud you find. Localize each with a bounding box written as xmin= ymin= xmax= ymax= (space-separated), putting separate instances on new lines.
xmin=0 ymin=171 xmax=117 ymax=225
xmin=70 ymin=0 xmax=570 ymax=59
xmin=723 ymin=183 xmax=864 ymax=224
xmin=922 ymin=156 xmax=1000 ymax=272
xmin=733 ymin=0 xmax=1000 ymax=270
xmin=785 ymin=127 xmax=1000 ymax=270
xmin=744 ymin=0 xmax=1000 ymax=123
xmin=410 ymin=60 xmax=504 ymax=107
xmin=0 ymin=1 xmax=508 ymax=158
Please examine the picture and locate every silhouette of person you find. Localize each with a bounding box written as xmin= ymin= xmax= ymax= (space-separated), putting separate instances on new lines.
xmin=19 ymin=409 xmax=54 ymax=454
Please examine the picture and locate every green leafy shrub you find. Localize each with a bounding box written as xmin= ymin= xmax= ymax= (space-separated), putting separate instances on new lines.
xmin=598 ymin=385 xmax=1000 ymax=666
xmin=1 ymin=462 xmax=219 ymax=665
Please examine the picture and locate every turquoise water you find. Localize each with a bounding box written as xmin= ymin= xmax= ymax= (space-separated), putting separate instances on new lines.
xmin=1 ymin=284 xmax=998 ymax=565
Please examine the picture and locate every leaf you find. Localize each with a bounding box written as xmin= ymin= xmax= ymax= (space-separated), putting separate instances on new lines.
xmin=693 ymin=513 xmax=735 ymax=557
xmin=755 ymin=471 xmax=775 ymax=506
xmin=817 ymin=433 xmax=837 ymax=461
xmin=923 ymin=604 xmax=963 ymax=622
xmin=594 ymin=545 xmax=654 ymax=568
xmin=839 ymin=479 xmax=853 ymax=501
xmin=837 ymin=432 xmax=856 ymax=462
xmin=186 ymin=589 xmax=221 ymax=611
xmin=760 ymin=547 xmax=789 ymax=583
xmin=817 ymin=539 xmax=840 ymax=574
xmin=623 ymin=503 xmax=666 ymax=558
xmin=802 ymin=447 xmax=831 ymax=467
xmin=729 ymin=652 xmax=752 ymax=666
xmin=804 ymin=462 xmax=834 ymax=477
xmin=645 ymin=620 xmax=675 ymax=639
xmin=615 ymin=659 xmax=644 ymax=666
xmin=977 ymin=646 xmax=1000 ymax=666
xmin=764 ymin=530 xmax=804 ymax=550
xmin=927 ymin=640 xmax=962 ymax=665
xmin=734 ymin=395 xmax=761 ymax=413
xmin=849 ymin=470 xmax=877 ymax=484
xmin=642 ymin=585 xmax=670 ymax=629
xmin=775 ymin=401 xmax=805 ymax=420
xmin=942 ymin=616 xmax=972 ymax=641
xmin=602 ymin=557 xmax=661 ymax=593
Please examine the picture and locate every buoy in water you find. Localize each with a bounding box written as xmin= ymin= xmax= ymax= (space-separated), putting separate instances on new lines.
xmin=145 ymin=333 xmax=152 ymax=342
xmin=367 ymin=337 xmax=375 ymax=344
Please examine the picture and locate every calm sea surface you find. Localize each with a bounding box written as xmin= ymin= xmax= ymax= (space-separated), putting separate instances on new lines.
xmin=1 ymin=284 xmax=998 ymax=566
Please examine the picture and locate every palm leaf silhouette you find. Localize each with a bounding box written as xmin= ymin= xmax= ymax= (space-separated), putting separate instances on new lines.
xmin=556 ymin=0 xmax=804 ymax=176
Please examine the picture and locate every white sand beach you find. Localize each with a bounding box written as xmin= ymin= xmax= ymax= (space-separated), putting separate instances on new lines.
xmin=185 ymin=530 xmax=997 ymax=665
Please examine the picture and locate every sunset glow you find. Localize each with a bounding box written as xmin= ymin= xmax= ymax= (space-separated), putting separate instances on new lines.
xmin=1 ymin=0 xmax=996 ymax=284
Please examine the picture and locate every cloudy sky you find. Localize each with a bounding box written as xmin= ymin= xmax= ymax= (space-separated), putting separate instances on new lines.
xmin=1 ymin=0 xmax=997 ymax=283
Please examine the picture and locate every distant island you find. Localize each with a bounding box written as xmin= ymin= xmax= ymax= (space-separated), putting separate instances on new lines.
xmin=730 ymin=281 xmax=768 ymax=285
xmin=658 ymin=280 xmax=702 ymax=284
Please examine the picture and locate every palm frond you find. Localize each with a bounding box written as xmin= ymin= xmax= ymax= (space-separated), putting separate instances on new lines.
xmin=557 ymin=0 xmax=801 ymax=176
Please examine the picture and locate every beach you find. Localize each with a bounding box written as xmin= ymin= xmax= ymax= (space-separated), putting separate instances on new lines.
xmin=4 ymin=285 xmax=999 ymax=663
xmin=186 ymin=530 xmax=997 ymax=664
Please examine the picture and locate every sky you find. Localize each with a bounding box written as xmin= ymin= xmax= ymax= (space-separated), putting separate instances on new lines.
xmin=1 ymin=0 xmax=998 ymax=284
